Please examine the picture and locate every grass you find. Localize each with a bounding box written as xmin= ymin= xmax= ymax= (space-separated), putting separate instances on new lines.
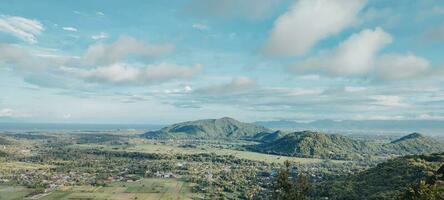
xmin=0 ymin=184 xmax=34 ymax=200
xmin=72 ymin=133 xmax=345 ymax=164
xmin=85 ymin=140 xmax=343 ymax=164
xmin=0 ymin=161 xmax=51 ymax=171
xmin=40 ymin=178 xmax=198 ymax=200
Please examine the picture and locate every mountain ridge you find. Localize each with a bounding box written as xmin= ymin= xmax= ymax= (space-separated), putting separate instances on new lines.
xmin=141 ymin=117 xmax=271 ymax=139
xmin=250 ymin=131 xmax=444 ymax=160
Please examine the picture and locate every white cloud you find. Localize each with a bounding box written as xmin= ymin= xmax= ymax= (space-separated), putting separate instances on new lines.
xmin=184 ymin=85 xmax=193 ymax=92
xmin=370 ymin=95 xmax=409 ymax=108
xmin=96 ymin=11 xmax=105 ymax=16
xmin=91 ymin=32 xmax=108 ymax=40
xmin=144 ymin=63 xmax=203 ymax=82
xmin=192 ymin=23 xmax=209 ymax=31
xmin=376 ymin=53 xmax=429 ymax=80
xmin=0 ymin=44 xmax=78 ymax=70
xmin=292 ymin=27 xmax=392 ymax=76
xmin=63 ymin=113 xmax=72 ymax=119
xmin=291 ymin=27 xmax=431 ymax=80
xmin=0 ymin=108 xmax=14 ymax=117
xmin=0 ymin=15 xmax=44 ymax=44
xmin=84 ymin=36 xmax=175 ymax=65
xmin=417 ymin=113 xmax=444 ymax=120
xmin=354 ymin=114 xmax=405 ymax=120
xmin=263 ymin=0 xmax=366 ymax=56
xmin=68 ymin=62 xmax=203 ymax=85
xmin=344 ymin=86 xmax=367 ymax=93
xmin=62 ymin=27 xmax=77 ymax=32
xmin=0 ymin=44 xmax=29 ymax=63
xmin=0 ymin=44 xmax=39 ymax=70
xmin=83 ymin=63 xmax=140 ymax=83
xmin=195 ymin=76 xmax=257 ymax=95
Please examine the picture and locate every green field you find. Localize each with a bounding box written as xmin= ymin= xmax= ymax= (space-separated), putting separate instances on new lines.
xmin=77 ymin=140 xmax=343 ymax=164
xmin=40 ymin=178 xmax=198 ymax=200
xmin=0 ymin=161 xmax=51 ymax=171
xmin=0 ymin=185 xmax=35 ymax=200
xmin=0 ymin=179 xmax=197 ymax=200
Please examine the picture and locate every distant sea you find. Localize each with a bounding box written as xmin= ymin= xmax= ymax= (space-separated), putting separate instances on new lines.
xmin=0 ymin=123 xmax=164 ymax=132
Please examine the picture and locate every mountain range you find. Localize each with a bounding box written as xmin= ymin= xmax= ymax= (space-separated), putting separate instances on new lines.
xmin=141 ymin=117 xmax=444 ymax=160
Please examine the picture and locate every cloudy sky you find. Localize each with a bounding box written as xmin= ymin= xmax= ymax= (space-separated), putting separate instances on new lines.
xmin=1 ymin=0 xmax=444 ymax=124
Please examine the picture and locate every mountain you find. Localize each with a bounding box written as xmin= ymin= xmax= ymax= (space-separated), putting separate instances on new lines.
xmin=255 ymin=119 xmax=444 ymax=134
xmin=141 ymin=117 xmax=271 ymax=139
xmin=250 ymin=131 xmax=444 ymax=160
xmin=318 ymin=152 xmax=444 ymax=199
xmin=391 ymin=132 xmax=424 ymax=143
xmin=382 ymin=133 xmax=444 ymax=155
xmin=250 ymin=131 xmax=372 ymax=160
xmin=252 ymin=130 xmax=288 ymax=143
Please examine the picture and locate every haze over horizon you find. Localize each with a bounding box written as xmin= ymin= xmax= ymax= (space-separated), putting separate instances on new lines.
xmin=1 ymin=0 xmax=444 ymax=124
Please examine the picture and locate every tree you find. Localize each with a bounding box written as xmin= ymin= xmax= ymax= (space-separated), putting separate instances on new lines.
xmin=397 ymin=181 xmax=440 ymax=200
xmin=294 ymin=173 xmax=311 ymax=200
xmin=275 ymin=160 xmax=294 ymax=200
xmin=437 ymin=164 xmax=444 ymax=181
xmin=274 ymin=160 xmax=312 ymax=200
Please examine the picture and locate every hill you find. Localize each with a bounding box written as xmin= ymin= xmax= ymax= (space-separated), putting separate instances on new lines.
xmin=382 ymin=132 xmax=444 ymax=155
xmin=141 ymin=117 xmax=271 ymax=139
xmin=317 ymin=152 xmax=444 ymax=199
xmin=251 ymin=130 xmax=288 ymax=143
xmin=250 ymin=131 xmax=372 ymax=160
xmin=250 ymin=131 xmax=444 ymax=160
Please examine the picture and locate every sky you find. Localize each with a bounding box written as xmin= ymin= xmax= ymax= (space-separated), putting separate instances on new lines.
xmin=0 ymin=0 xmax=444 ymax=124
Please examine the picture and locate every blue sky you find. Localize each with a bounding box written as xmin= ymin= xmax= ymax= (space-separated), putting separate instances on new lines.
xmin=1 ymin=0 xmax=444 ymax=124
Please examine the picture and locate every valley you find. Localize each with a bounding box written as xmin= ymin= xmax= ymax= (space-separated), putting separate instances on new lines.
xmin=1 ymin=118 xmax=443 ymax=199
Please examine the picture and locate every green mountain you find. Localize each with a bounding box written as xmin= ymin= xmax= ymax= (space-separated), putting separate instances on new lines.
xmin=252 ymin=130 xmax=288 ymax=143
xmin=251 ymin=131 xmax=444 ymax=160
xmin=382 ymin=133 xmax=444 ymax=155
xmin=318 ymin=152 xmax=444 ymax=199
xmin=141 ymin=117 xmax=271 ymax=139
xmin=251 ymin=131 xmax=372 ymax=160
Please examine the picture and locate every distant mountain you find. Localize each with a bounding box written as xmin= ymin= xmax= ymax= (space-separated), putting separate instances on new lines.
xmin=250 ymin=131 xmax=444 ymax=160
xmin=318 ymin=152 xmax=444 ymax=199
xmin=250 ymin=131 xmax=372 ymax=160
xmin=141 ymin=117 xmax=271 ymax=139
xmin=255 ymin=119 xmax=444 ymax=134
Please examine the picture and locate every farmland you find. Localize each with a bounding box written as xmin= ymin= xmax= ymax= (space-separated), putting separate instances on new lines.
xmin=0 ymin=131 xmax=363 ymax=199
